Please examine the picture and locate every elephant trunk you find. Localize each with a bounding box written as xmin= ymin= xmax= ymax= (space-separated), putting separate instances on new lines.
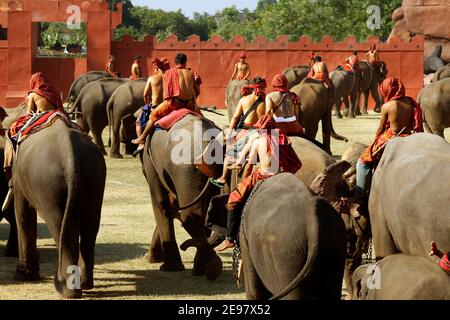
xmin=180 ymin=238 xmax=223 ymax=281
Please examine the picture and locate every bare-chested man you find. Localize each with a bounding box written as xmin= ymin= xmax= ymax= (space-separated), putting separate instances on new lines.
xmin=214 ymin=115 xmax=302 ymax=251
xmin=132 ymin=53 xmax=201 ymax=145
xmin=209 ymin=78 xmax=266 ymax=187
xmin=231 ymin=52 xmax=250 ymax=81
xmin=133 ymin=58 xmax=170 ymax=154
xmin=265 ymin=74 xmax=304 ymax=136
xmin=130 ymin=56 xmax=142 ymax=80
xmin=105 ymin=54 xmax=118 ymax=77
xmin=366 ymin=44 xmax=380 ymax=67
xmin=308 ymin=56 xmax=331 ymax=88
xmin=355 ymin=77 xmax=423 ymax=197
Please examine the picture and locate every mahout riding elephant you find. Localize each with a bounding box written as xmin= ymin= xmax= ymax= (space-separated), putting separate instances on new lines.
xmin=71 ymin=77 xmax=129 ymax=155
xmin=419 ymin=77 xmax=450 ymax=138
xmin=12 ymin=119 xmax=106 ymax=299
xmin=431 ymin=63 xmax=450 ymax=82
xmin=291 ymin=78 xmax=348 ymax=154
xmin=352 ymin=254 xmax=450 ymax=300
xmin=309 ymin=159 xmax=370 ymax=300
xmin=282 ymin=65 xmax=310 ymax=89
xmin=66 ymin=71 xmax=111 ymax=110
xmin=141 ymin=114 xmax=223 ymax=280
xmin=369 ymin=133 xmax=450 ymax=260
xmin=239 ymin=173 xmax=346 ymax=300
xmin=330 ymin=69 xmax=360 ymax=118
xmin=356 ymin=61 xmax=387 ymax=115
xmin=107 ymin=79 xmax=146 ymax=158
xmin=225 ymin=79 xmax=249 ymax=120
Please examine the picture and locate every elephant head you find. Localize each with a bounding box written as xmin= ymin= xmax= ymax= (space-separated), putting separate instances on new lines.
xmin=180 ymin=238 xmax=223 ymax=281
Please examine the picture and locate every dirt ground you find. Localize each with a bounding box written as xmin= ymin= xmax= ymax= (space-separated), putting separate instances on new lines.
xmin=0 ymin=110 xmax=448 ymax=300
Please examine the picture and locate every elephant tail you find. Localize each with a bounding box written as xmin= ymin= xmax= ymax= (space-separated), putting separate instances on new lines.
xmin=106 ymin=92 xmax=116 ymax=148
xmin=269 ymin=212 xmax=320 ymax=300
xmin=325 ymin=101 xmax=348 ymax=143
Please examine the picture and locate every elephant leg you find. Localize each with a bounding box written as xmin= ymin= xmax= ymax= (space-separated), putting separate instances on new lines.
xmin=4 ymin=212 xmax=18 ymax=257
xmin=342 ymin=96 xmax=350 ymax=117
xmin=76 ymin=116 xmax=89 ymax=133
xmin=241 ymin=242 xmax=271 ymax=300
xmin=372 ymin=215 xmax=396 ymax=260
xmin=334 ymin=99 xmax=343 ymax=118
xmin=91 ymin=125 xmax=107 ymax=156
xmin=145 ymin=162 xmax=184 ymax=271
xmin=109 ymin=109 xmax=123 ymax=158
xmin=13 ymin=189 xmax=40 ymax=281
xmin=344 ymin=234 xmax=365 ymax=299
xmin=78 ymin=209 xmax=100 ymax=291
xmin=361 ymin=89 xmax=370 ymax=115
xmin=371 ymin=81 xmax=382 ymax=113
xmin=145 ymin=227 xmax=164 ymax=263
xmin=85 ymin=111 xmax=107 ymax=156
xmin=350 ymin=90 xmax=360 ymax=118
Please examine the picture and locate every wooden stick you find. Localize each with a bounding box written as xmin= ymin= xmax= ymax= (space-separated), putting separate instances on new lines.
xmin=371 ymin=127 xmax=406 ymax=157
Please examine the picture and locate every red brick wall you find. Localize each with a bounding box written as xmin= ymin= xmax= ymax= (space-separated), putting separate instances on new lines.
xmin=112 ymin=34 xmax=425 ymax=109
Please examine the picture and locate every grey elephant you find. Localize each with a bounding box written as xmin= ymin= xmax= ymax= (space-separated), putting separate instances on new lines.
xmin=419 ymin=78 xmax=450 ymax=138
xmin=107 ymin=79 xmax=147 ymax=158
xmin=330 ymin=69 xmax=360 ymax=118
xmin=225 ymin=79 xmax=249 ymax=120
xmin=66 ymin=71 xmax=111 ymax=110
xmin=141 ymin=114 xmax=223 ymax=280
xmin=71 ymin=77 xmax=129 ymax=154
xmin=240 ymin=173 xmax=346 ymax=300
xmin=357 ymin=61 xmax=387 ymax=115
xmin=352 ymin=254 xmax=450 ymax=300
xmin=431 ymin=63 xmax=450 ymax=82
xmin=282 ymin=65 xmax=310 ymax=89
xmin=291 ymin=78 xmax=348 ymax=154
xmin=12 ymin=118 xmax=106 ymax=299
xmin=370 ymin=133 xmax=450 ymax=260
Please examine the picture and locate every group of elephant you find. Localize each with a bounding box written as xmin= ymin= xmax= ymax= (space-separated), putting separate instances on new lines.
xmin=0 ymin=60 xmax=449 ymax=300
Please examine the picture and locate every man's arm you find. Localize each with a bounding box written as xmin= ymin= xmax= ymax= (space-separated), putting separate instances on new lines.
xmin=230 ymin=64 xmax=238 ymax=81
xmin=26 ymin=93 xmax=37 ymax=114
xmin=244 ymin=64 xmax=250 ymax=80
xmin=244 ymin=137 xmax=260 ymax=177
xmin=265 ymin=95 xmax=275 ymax=115
xmin=256 ymin=101 xmax=266 ymax=119
xmin=143 ymin=77 xmax=152 ymax=105
xmin=194 ymin=81 xmax=201 ymax=98
xmin=229 ymin=100 xmax=243 ymax=131
xmin=374 ymin=106 xmax=388 ymax=138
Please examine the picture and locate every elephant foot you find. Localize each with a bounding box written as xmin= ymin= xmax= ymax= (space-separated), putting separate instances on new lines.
xmin=110 ymin=153 xmax=123 ymax=159
xmin=342 ymin=109 xmax=349 ymax=117
xmin=144 ymin=251 xmax=164 ymax=264
xmin=159 ymin=261 xmax=185 ymax=272
xmin=336 ymin=113 xmax=343 ymax=119
xmin=348 ymin=113 xmax=356 ymax=119
xmin=13 ymin=266 xmax=40 ymax=281
xmin=205 ymin=254 xmax=223 ymax=281
xmin=191 ymin=266 xmax=206 ymax=277
xmin=81 ymin=275 xmax=94 ymax=290
xmin=361 ymin=109 xmax=368 ymax=115
xmin=54 ymin=276 xmax=82 ymax=299
xmin=355 ymin=110 xmax=362 ymax=116
xmin=374 ymin=107 xmax=381 ymax=113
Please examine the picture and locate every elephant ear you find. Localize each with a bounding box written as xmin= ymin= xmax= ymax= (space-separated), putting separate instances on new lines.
xmin=310 ymin=160 xmax=352 ymax=199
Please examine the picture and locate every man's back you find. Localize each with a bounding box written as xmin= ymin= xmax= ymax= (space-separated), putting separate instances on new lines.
xmin=314 ymin=62 xmax=328 ymax=74
xmin=240 ymin=94 xmax=264 ymax=125
xmin=149 ymin=73 xmax=164 ymax=105
xmin=385 ymin=98 xmax=413 ymax=133
xmin=29 ymin=92 xmax=58 ymax=112
xmin=266 ymin=91 xmax=296 ymax=118
xmin=177 ymin=68 xmax=195 ymax=100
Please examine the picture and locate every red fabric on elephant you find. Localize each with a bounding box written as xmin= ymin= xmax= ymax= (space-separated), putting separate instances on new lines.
xmin=29 ymin=72 xmax=63 ymax=109
xmin=155 ymin=108 xmax=202 ymax=131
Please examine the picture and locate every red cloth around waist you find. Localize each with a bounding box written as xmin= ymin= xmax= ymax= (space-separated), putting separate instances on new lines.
xmin=155 ymin=108 xmax=201 ymax=130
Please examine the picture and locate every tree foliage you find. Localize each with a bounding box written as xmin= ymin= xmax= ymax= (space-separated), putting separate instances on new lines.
xmin=111 ymin=0 xmax=402 ymax=42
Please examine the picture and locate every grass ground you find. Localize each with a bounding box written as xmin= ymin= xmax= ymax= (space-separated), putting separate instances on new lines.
xmin=0 ymin=111 xmax=448 ymax=300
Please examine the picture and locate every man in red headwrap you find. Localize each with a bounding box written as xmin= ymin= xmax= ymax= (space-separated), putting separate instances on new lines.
xmin=209 ymin=77 xmax=266 ymax=188
xmin=265 ymin=74 xmax=304 ymax=136
xmin=231 ymin=52 xmax=250 ymax=81
xmin=429 ymin=242 xmax=450 ymax=274
xmin=132 ymin=53 xmax=201 ymax=145
xmin=130 ymin=56 xmax=142 ymax=80
xmin=355 ymin=77 xmax=423 ymax=197
xmin=133 ymin=58 xmax=171 ymax=155
xmin=215 ymin=115 xmax=302 ymax=252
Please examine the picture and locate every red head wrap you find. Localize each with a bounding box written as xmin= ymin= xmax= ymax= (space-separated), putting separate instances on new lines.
xmin=439 ymin=253 xmax=450 ymax=273
xmin=29 ymin=72 xmax=63 ymax=109
xmin=239 ymin=52 xmax=247 ymax=59
xmin=241 ymin=79 xmax=266 ymax=99
xmin=272 ymin=74 xmax=301 ymax=106
xmin=152 ymin=58 xmax=170 ymax=71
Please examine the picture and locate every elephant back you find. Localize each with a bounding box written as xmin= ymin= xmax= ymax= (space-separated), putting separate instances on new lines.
xmin=226 ymin=79 xmax=250 ymax=121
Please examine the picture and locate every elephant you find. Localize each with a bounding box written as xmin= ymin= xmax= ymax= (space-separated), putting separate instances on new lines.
xmin=309 ymin=159 xmax=370 ymax=300
xmin=291 ymin=78 xmax=348 ymax=154
xmin=431 ymin=63 xmax=450 ymax=82
xmin=12 ymin=118 xmax=106 ymax=299
xmin=356 ymin=61 xmax=387 ymax=115
xmin=71 ymin=77 xmax=129 ymax=155
xmin=424 ymin=45 xmax=445 ymax=74
xmin=352 ymin=254 xmax=450 ymax=300
xmin=282 ymin=65 xmax=310 ymax=89
xmin=369 ymin=133 xmax=450 ymax=260
xmin=329 ymin=69 xmax=360 ymax=118
xmin=239 ymin=173 xmax=347 ymax=300
xmin=225 ymin=79 xmax=249 ymax=121
xmin=419 ymin=78 xmax=450 ymax=138
xmin=66 ymin=71 xmax=111 ymax=110
xmin=141 ymin=114 xmax=223 ymax=280
xmin=107 ymin=79 xmax=147 ymax=158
